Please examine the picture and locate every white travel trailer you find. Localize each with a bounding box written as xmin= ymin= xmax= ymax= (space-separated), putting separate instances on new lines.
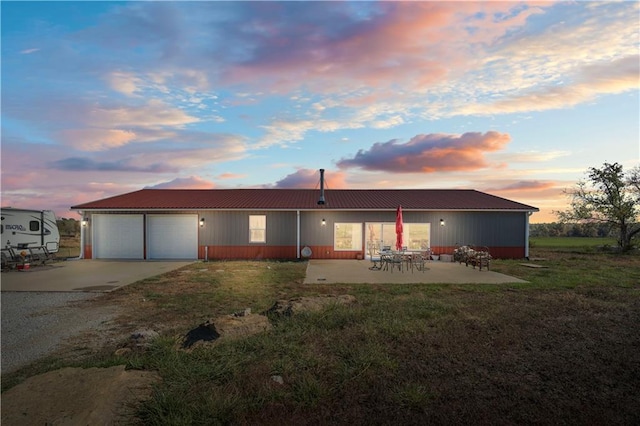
xmin=1 ymin=208 xmax=60 ymax=253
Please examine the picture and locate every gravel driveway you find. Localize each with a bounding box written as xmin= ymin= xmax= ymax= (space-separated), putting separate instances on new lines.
xmin=1 ymin=292 xmax=121 ymax=374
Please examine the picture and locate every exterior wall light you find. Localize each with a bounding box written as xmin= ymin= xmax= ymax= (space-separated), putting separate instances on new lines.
xmin=81 ymin=218 xmax=89 ymax=227
xmin=199 ymin=218 xmax=205 ymax=227
xmin=440 ymin=218 xmax=445 ymax=226
xmin=321 ymin=218 xmax=326 ymax=226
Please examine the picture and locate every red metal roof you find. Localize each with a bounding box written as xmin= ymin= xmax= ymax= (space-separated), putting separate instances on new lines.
xmin=71 ymin=189 xmax=538 ymax=211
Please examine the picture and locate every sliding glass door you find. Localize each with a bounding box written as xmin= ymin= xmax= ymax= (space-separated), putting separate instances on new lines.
xmin=365 ymin=222 xmax=431 ymax=256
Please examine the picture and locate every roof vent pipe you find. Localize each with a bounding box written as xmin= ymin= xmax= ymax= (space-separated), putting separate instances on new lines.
xmin=317 ymin=169 xmax=326 ymax=205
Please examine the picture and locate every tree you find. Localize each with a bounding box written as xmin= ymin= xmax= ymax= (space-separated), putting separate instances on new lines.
xmin=56 ymin=218 xmax=80 ymax=237
xmin=629 ymin=165 xmax=640 ymax=194
xmin=556 ymin=162 xmax=639 ymax=252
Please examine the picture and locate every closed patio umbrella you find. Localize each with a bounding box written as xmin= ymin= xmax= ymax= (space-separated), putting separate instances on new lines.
xmin=395 ymin=205 xmax=403 ymax=251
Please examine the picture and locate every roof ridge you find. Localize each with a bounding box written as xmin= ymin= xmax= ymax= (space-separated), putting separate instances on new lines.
xmin=71 ymin=188 xmax=538 ymax=211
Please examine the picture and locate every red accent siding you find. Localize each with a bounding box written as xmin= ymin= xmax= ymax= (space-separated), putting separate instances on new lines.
xmin=199 ymin=245 xmax=365 ymax=260
xmin=488 ymin=247 xmax=525 ymax=259
xmin=430 ymin=246 xmax=455 ymax=256
xmin=86 ymin=243 xmax=525 ymax=261
xmin=304 ymin=246 xmax=363 ymax=260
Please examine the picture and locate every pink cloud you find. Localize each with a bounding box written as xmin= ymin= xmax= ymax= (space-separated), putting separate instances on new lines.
xmin=337 ymin=131 xmax=511 ymax=173
xmin=0 ymin=138 xmax=216 ymax=218
xmin=222 ymin=2 xmax=548 ymax=93
xmin=106 ymin=71 xmax=143 ymax=96
xmin=272 ymin=168 xmax=348 ymax=189
xmin=148 ymin=176 xmax=216 ymax=189
xmin=88 ymin=99 xmax=199 ymax=128
xmin=57 ymin=129 xmax=137 ymax=151
xmin=1 ymin=177 xmax=140 ymax=221
xmin=486 ymin=180 xmax=557 ymax=193
xmin=4 ymin=90 xmax=201 ymax=152
xmin=217 ymin=172 xmax=247 ymax=180
xmin=463 ymin=55 xmax=640 ymax=115
xmin=477 ymin=179 xmax=569 ymax=223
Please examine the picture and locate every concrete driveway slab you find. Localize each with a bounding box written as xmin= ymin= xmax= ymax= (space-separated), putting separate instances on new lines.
xmin=1 ymin=260 xmax=193 ymax=292
xmin=304 ymin=259 xmax=527 ymax=284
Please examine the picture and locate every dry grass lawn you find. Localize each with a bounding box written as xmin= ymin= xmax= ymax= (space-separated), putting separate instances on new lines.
xmin=2 ymin=244 xmax=639 ymax=425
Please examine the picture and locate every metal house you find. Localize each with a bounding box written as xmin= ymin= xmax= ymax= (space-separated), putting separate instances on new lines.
xmin=71 ymin=186 xmax=538 ymax=261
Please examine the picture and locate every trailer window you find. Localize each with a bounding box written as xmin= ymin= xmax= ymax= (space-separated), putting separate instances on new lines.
xmin=30 ymin=221 xmax=40 ymax=232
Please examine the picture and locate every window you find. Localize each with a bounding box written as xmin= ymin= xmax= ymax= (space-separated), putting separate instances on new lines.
xmin=249 ymin=215 xmax=266 ymax=243
xmin=334 ymin=223 xmax=363 ymax=251
xmin=404 ymin=223 xmax=430 ymax=250
xmin=29 ymin=220 xmax=40 ymax=232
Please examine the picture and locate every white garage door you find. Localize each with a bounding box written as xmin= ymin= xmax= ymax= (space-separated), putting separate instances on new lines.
xmin=147 ymin=215 xmax=198 ymax=259
xmin=93 ymin=214 xmax=144 ymax=259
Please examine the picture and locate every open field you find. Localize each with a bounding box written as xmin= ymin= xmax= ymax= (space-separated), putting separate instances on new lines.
xmin=530 ymin=236 xmax=619 ymax=250
xmin=56 ymin=236 xmax=81 ymax=259
xmin=2 ymin=244 xmax=639 ymax=424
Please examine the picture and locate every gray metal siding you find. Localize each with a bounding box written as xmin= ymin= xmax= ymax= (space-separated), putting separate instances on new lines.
xmin=301 ymin=211 xmax=526 ymax=247
xmin=86 ymin=209 xmax=527 ymax=250
xmin=433 ymin=212 xmax=526 ymax=247
xmin=198 ymin=211 xmax=297 ymax=246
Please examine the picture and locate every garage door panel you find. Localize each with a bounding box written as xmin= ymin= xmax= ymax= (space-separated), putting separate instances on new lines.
xmin=93 ymin=215 xmax=143 ymax=259
xmin=148 ymin=215 xmax=198 ymax=259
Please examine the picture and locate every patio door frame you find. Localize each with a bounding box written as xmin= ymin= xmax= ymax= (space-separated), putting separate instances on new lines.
xmin=364 ymin=221 xmax=432 ymax=259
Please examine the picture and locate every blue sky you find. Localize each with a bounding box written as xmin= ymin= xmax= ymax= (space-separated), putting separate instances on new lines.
xmin=1 ymin=1 xmax=638 ymax=222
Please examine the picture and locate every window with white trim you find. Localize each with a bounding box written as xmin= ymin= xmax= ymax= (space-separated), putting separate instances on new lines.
xmin=249 ymin=215 xmax=266 ymax=243
xmin=365 ymin=222 xmax=430 ymax=250
xmin=404 ymin=223 xmax=430 ymax=250
xmin=334 ymin=223 xmax=362 ymax=251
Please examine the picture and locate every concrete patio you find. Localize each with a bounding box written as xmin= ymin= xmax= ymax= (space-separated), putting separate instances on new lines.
xmin=303 ymin=259 xmax=527 ymax=284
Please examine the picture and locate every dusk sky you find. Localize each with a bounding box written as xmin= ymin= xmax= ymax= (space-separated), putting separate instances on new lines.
xmin=1 ymin=1 xmax=638 ymax=222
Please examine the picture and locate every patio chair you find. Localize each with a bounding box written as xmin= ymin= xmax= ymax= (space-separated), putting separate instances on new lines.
xmin=380 ymin=253 xmax=390 ymax=271
xmin=385 ymin=253 xmax=404 ymax=273
xmin=368 ymin=241 xmax=382 ymax=270
xmin=410 ymin=252 xmax=428 ymax=273
xmin=423 ymin=248 xmax=432 ymax=262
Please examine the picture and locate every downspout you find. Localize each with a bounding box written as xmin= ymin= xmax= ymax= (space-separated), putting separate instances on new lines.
xmin=79 ymin=216 xmax=84 ymax=259
xmin=525 ymin=211 xmax=531 ymax=260
xmin=296 ymin=210 xmax=301 ymax=259
xmin=71 ymin=210 xmax=84 ymax=260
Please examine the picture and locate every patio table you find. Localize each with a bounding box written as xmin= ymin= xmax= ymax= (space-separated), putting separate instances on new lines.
xmin=379 ymin=250 xmax=430 ymax=273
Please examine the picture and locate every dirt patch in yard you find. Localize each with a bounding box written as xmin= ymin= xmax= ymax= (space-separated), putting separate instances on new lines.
xmin=1 ymin=366 xmax=160 ymax=425
xmin=1 ymin=262 xmax=303 ymax=424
